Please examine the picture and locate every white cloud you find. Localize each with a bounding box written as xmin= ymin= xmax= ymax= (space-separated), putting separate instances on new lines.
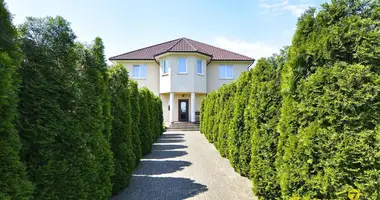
xmin=214 ymin=37 xmax=279 ymax=60
xmin=260 ymin=0 xmax=311 ymax=17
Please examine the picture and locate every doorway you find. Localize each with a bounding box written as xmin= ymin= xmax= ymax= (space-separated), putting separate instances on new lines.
xmin=178 ymin=99 xmax=189 ymax=121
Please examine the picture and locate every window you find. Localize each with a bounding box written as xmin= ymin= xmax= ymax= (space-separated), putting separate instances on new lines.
xmin=178 ymin=58 xmax=187 ymax=73
xmin=197 ymin=60 xmax=203 ymax=75
xmin=219 ymin=65 xmax=233 ymax=79
xmin=162 ymin=60 xmax=169 ymax=74
xmin=133 ymin=64 xmax=147 ymax=79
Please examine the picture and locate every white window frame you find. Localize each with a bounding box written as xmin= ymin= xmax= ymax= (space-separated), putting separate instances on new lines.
xmin=162 ymin=60 xmax=169 ymax=75
xmin=219 ymin=65 xmax=233 ymax=79
xmin=178 ymin=58 xmax=187 ymax=74
xmin=197 ymin=59 xmax=204 ymax=75
xmin=133 ymin=64 xmax=147 ymax=79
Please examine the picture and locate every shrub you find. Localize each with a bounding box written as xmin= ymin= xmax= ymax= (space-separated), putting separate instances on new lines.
xmin=0 ymin=1 xmax=34 ymax=199
xmin=228 ymin=71 xmax=252 ymax=176
xmin=248 ymin=56 xmax=284 ymax=199
xmin=215 ymin=84 xmax=236 ymax=157
xmin=75 ymin=39 xmax=114 ymax=199
xmin=18 ymin=16 xmax=99 ymax=199
xmin=139 ymin=88 xmax=153 ymax=155
xmin=279 ymin=63 xmax=380 ymax=199
xmin=109 ymin=64 xmax=136 ymax=194
xmin=129 ymin=80 xmax=142 ymax=166
xmin=277 ymin=0 xmax=380 ymax=199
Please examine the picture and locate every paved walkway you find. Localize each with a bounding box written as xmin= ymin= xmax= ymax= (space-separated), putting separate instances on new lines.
xmin=114 ymin=131 xmax=256 ymax=200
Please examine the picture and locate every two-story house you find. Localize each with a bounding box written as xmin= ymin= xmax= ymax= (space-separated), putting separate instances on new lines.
xmin=110 ymin=37 xmax=254 ymax=125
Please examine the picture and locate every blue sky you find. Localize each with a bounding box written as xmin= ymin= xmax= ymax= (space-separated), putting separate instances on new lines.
xmin=7 ymin=0 xmax=326 ymax=62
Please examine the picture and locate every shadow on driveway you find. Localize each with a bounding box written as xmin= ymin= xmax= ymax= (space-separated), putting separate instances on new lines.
xmin=152 ymin=144 xmax=188 ymax=151
xmin=115 ymin=176 xmax=208 ymax=200
xmin=143 ymin=150 xmax=188 ymax=159
xmin=134 ymin=160 xmax=192 ymax=175
xmin=111 ymin=132 xmax=208 ymax=200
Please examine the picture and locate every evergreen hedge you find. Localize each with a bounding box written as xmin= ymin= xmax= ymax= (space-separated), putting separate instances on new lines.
xmin=248 ymin=56 xmax=284 ymax=199
xmin=1 ymin=14 xmax=164 ymax=199
xmin=108 ymin=66 xmax=163 ymax=195
xmin=277 ymin=1 xmax=380 ymax=198
xmin=0 ymin=1 xmax=34 ymax=199
xmin=129 ymin=80 xmax=142 ymax=166
xmin=109 ymin=64 xmax=136 ymax=193
xmin=18 ymin=16 xmax=98 ymax=199
xmin=201 ymin=0 xmax=380 ymax=199
xmin=76 ymin=39 xmax=114 ymax=199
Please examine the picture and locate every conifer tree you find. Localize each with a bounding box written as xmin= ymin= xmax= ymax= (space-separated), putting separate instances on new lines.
xmin=109 ymin=64 xmax=135 ymax=194
xmin=18 ymin=16 xmax=94 ymax=199
xmin=0 ymin=1 xmax=34 ymax=199
xmin=129 ymin=80 xmax=142 ymax=165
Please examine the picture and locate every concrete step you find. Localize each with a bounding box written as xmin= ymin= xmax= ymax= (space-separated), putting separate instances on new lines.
xmin=166 ymin=128 xmax=199 ymax=131
xmin=166 ymin=122 xmax=200 ymax=131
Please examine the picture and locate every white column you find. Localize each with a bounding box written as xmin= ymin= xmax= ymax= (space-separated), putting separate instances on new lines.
xmin=169 ymin=92 xmax=174 ymax=123
xmin=191 ymin=92 xmax=195 ymax=122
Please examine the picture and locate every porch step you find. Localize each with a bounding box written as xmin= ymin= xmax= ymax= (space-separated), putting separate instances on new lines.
xmin=166 ymin=122 xmax=200 ymax=131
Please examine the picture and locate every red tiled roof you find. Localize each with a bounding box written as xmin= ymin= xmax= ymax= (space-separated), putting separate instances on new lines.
xmin=109 ymin=37 xmax=254 ymax=61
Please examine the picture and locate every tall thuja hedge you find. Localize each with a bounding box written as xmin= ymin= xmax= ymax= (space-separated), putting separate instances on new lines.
xmin=138 ymin=87 xmax=163 ymax=155
xmin=0 ymin=1 xmax=34 ymax=199
xmin=18 ymin=16 xmax=99 ymax=199
xmin=277 ymin=0 xmax=380 ymax=199
xmin=129 ymin=80 xmax=142 ymax=165
xmin=213 ymin=83 xmax=236 ymax=157
xmin=75 ymin=39 xmax=114 ymax=199
xmin=248 ymin=52 xmax=285 ymax=199
xmin=90 ymin=38 xmax=114 ymax=198
xmin=139 ymin=87 xmax=153 ymax=155
xmin=228 ymin=71 xmax=252 ymax=176
xmin=92 ymin=37 xmax=112 ymax=141
xmin=109 ymin=64 xmax=135 ymax=194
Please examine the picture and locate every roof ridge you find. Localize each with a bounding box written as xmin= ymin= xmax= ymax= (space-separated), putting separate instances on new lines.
xmin=167 ymin=37 xmax=185 ymax=52
xmin=109 ymin=38 xmax=182 ymax=60
xmin=186 ymin=38 xmax=253 ymax=60
xmin=186 ymin=38 xmax=212 ymax=56
xmin=183 ymin=38 xmax=197 ymax=51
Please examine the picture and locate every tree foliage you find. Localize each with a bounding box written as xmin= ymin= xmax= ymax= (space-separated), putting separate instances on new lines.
xmin=18 ymin=16 xmax=97 ymax=199
xmin=129 ymin=80 xmax=142 ymax=166
xmin=201 ymin=1 xmax=380 ymax=198
xmin=109 ymin=64 xmax=136 ymax=193
xmin=0 ymin=9 xmax=164 ymax=198
xmin=0 ymin=1 xmax=34 ymax=199
xmin=277 ymin=0 xmax=380 ymax=199
xmin=248 ymin=54 xmax=284 ymax=199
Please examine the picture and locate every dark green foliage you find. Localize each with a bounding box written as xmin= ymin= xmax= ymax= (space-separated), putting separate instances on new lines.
xmin=18 ymin=16 xmax=116 ymax=200
xmin=18 ymin=16 xmax=97 ymax=199
xmin=248 ymin=56 xmax=284 ymax=199
xmin=277 ymin=0 xmax=380 ymax=199
xmin=0 ymin=1 xmax=34 ymax=199
xmin=201 ymin=2 xmax=380 ymax=198
xmin=137 ymin=87 xmax=163 ymax=156
xmin=129 ymin=80 xmax=142 ymax=166
xmin=139 ymin=88 xmax=153 ymax=155
xmin=75 ymin=39 xmax=114 ymax=199
xmin=93 ymin=37 xmax=112 ymax=142
xmin=1 ymin=10 xmax=163 ymax=199
xmin=109 ymin=64 xmax=136 ymax=194
xmin=108 ymin=66 xmax=163 ymax=195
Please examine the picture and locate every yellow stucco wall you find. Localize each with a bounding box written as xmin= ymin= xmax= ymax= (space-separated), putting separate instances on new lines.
xmin=158 ymin=53 xmax=208 ymax=93
xmin=115 ymin=60 xmax=160 ymax=95
xmin=206 ymin=61 xmax=251 ymax=93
